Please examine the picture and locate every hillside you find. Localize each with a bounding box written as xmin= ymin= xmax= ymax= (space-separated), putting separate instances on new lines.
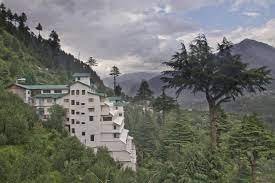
xmin=0 ymin=8 xmax=108 ymax=92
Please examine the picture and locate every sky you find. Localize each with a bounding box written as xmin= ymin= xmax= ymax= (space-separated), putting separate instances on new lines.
xmin=2 ymin=0 xmax=275 ymax=77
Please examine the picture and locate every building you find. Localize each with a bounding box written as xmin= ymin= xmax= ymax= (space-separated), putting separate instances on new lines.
xmin=7 ymin=73 xmax=137 ymax=170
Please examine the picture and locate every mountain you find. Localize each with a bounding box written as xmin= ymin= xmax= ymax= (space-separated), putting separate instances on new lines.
xmin=103 ymin=72 xmax=159 ymax=96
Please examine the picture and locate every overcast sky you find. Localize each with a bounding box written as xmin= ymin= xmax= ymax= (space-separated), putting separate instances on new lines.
xmin=2 ymin=0 xmax=275 ymax=77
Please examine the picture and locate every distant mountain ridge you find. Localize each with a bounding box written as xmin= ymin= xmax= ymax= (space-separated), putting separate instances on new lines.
xmin=108 ymin=39 xmax=275 ymax=101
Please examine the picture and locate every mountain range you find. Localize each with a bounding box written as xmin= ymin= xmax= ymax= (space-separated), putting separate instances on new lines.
xmin=103 ymin=39 xmax=275 ymax=109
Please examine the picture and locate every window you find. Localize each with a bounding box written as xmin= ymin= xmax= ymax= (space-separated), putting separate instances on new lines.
xmin=72 ymin=128 xmax=75 ymax=133
xmin=89 ymin=116 xmax=94 ymax=121
xmin=82 ymin=90 xmax=85 ymax=95
xmin=76 ymin=90 xmax=80 ymax=95
xmin=43 ymin=90 xmax=50 ymax=93
xmin=71 ymin=119 xmax=75 ymax=124
xmin=81 ymin=103 xmax=85 ymax=105
xmin=81 ymin=122 xmax=86 ymax=124
xmin=113 ymin=133 xmax=120 ymax=138
xmin=119 ymin=113 xmax=123 ymax=117
xmin=77 ymin=77 xmax=80 ymax=80
xmin=88 ymin=108 xmax=95 ymax=112
xmin=81 ymin=112 xmax=85 ymax=115
xmin=71 ymin=110 xmax=75 ymax=115
xmin=113 ymin=125 xmax=117 ymax=130
xmin=76 ymin=121 xmax=80 ymax=124
xmin=82 ymin=132 xmax=85 ymax=136
xmin=76 ymin=101 xmax=80 ymax=105
xmin=88 ymin=98 xmax=94 ymax=102
xmin=115 ymin=106 xmax=118 ymax=110
xmin=47 ymin=98 xmax=52 ymax=103
xmin=76 ymin=111 xmax=80 ymax=115
xmin=54 ymin=90 xmax=62 ymax=93
xmin=90 ymin=135 xmax=94 ymax=141
xmin=28 ymin=90 xmax=31 ymax=94
xmin=65 ymin=108 xmax=69 ymax=113
xmin=71 ymin=90 xmax=75 ymax=95
xmin=103 ymin=116 xmax=112 ymax=121
xmin=66 ymin=118 xmax=69 ymax=121
xmin=64 ymin=99 xmax=69 ymax=103
xmin=71 ymin=100 xmax=75 ymax=105
xmin=100 ymin=97 xmax=105 ymax=102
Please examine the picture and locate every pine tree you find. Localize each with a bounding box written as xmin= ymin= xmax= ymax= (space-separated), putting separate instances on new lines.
xmin=114 ymin=84 xmax=122 ymax=96
xmin=109 ymin=65 xmax=120 ymax=90
xmin=18 ymin=12 xmax=27 ymax=30
xmin=158 ymin=111 xmax=194 ymax=161
xmin=48 ymin=30 xmax=60 ymax=51
xmin=229 ymin=115 xmax=275 ymax=183
xmin=6 ymin=9 xmax=13 ymax=23
xmin=153 ymin=89 xmax=178 ymax=125
xmin=162 ymin=35 xmax=272 ymax=148
xmin=135 ymin=80 xmax=153 ymax=102
xmin=87 ymin=56 xmax=98 ymax=70
xmin=35 ymin=23 xmax=42 ymax=38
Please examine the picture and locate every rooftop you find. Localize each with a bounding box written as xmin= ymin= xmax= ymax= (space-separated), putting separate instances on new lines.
xmin=72 ymin=73 xmax=91 ymax=77
xmin=15 ymin=84 xmax=68 ymax=90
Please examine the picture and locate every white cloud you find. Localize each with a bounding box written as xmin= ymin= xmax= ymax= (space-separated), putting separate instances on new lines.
xmin=242 ymin=11 xmax=261 ymax=17
xmin=231 ymin=0 xmax=275 ymax=10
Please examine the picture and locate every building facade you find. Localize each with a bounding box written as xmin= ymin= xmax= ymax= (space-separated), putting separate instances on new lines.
xmin=7 ymin=73 xmax=136 ymax=170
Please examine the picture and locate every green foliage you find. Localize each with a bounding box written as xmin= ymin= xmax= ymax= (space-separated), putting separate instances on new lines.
xmin=162 ymin=35 xmax=272 ymax=147
xmin=109 ymin=65 xmax=121 ymax=90
xmin=0 ymin=90 xmax=37 ymax=145
xmin=229 ymin=114 xmax=275 ymax=182
xmin=135 ymin=80 xmax=154 ymax=102
xmin=44 ymin=105 xmax=66 ymax=134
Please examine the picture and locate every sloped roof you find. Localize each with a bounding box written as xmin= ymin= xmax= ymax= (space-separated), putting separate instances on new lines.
xmin=72 ymin=73 xmax=91 ymax=77
xmin=14 ymin=84 xmax=68 ymax=90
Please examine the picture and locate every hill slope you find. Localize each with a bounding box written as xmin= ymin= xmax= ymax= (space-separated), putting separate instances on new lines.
xmin=0 ymin=8 xmax=108 ymax=92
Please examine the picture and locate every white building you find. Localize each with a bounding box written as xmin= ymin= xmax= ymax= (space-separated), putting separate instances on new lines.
xmin=7 ymin=73 xmax=136 ymax=170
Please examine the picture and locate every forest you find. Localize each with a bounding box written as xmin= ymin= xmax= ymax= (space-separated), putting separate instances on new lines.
xmin=0 ymin=2 xmax=275 ymax=183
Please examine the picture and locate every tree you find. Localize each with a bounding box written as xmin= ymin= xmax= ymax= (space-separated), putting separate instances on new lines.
xmin=44 ymin=105 xmax=66 ymax=133
xmin=153 ymin=88 xmax=178 ymax=125
xmin=109 ymin=65 xmax=120 ymax=90
xmin=48 ymin=30 xmax=60 ymax=51
xmin=135 ymin=80 xmax=153 ymax=102
xmin=158 ymin=111 xmax=194 ymax=161
xmin=162 ymin=35 xmax=272 ymax=148
xmin=6 ymin=9 xmax=13 ymax=23
xmin=18 ymin=12 xmax=27 ymax=30
xmin=35 ymin=23 xmax=42 ymax=37
xmin=13 ymin=13 xmax=19 ymax=26
xmin=229 ymin=115 xmax=275 ymax=183
xmin=114 ymin=84 xmax=122 ymax=96
xmin=87 ymin=56 xmax=98 ymax=69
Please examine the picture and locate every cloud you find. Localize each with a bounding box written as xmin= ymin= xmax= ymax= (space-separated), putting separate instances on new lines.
xmin=2 ymin=0 xmax=275 ymax=77
xmin=242 ymin=11 xmax=261 ymax=17
xmin=231 ymin=0 xmax=275 ymax=10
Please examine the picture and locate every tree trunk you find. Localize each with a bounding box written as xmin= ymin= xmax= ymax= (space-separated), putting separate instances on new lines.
xmin=251 ymin=159 xmax=257 ymax=183
xmin=209 ymin=104 xmax=218 ymax=149
xmin=113 ymin=76 xmax=116 ymax=90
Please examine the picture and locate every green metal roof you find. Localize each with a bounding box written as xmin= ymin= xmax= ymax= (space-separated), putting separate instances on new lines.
xmin=16 ymin=84 xmax=68 ymax=90
xmin=72 ymin=73 xmax=91 ymax=77
xmin=34 ymin=93 xmax=67 ymax=99
xmin=107 ymin=96 xmax=122 ymax=101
